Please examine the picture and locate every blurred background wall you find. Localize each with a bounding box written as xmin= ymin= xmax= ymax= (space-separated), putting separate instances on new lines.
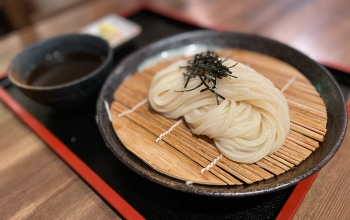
xmin=0 ymin=0 xmax=94 ymax=36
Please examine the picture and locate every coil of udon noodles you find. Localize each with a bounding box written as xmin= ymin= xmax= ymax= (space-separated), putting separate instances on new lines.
xmin=148 ymin=57 xmax=290 ymax=163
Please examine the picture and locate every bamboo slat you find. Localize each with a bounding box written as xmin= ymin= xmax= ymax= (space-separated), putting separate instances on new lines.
xmin=109 ymin=49 xmax=327 ymax=185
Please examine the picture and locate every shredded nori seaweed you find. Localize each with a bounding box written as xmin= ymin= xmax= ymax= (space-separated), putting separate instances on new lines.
xmin=175 ymin=51 xmax=238 ymax=105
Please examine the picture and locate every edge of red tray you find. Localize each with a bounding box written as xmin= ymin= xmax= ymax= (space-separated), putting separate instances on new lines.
xmin=0 ymin=86 xmax=145 ymax=220
xmin=277 ymin=95 xmax=350 ymax=219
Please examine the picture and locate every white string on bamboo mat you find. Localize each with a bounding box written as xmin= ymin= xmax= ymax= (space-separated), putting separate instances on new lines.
xmin=200 ymin=154 xmax=223 ymax=174
xmin=201 ymin=76 xmax=296 ymax=174
xmin=118 ymin=98 xmax=148 ymax=117
xmin=185 ymin=181 xmax=194 ymax=186
xmin=156 ymin=119 xmax=183 ymax=143
xmin=104 ymin=100 xmax=112 ymax=122
xmin=199 ymin=76 xmax=297 ymax=174
xmin=281 ymin=76 xmax=296 ymax=93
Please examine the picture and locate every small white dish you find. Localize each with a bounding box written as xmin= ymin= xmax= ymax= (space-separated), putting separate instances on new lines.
xmin=80 ymin=14 xmax=142 ymax=48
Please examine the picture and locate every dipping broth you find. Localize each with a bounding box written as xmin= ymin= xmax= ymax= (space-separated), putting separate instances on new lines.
xmin=26 ymin=51 xmax=105 ymax=87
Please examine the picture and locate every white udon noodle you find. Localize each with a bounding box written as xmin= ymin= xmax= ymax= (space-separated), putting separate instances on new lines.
xmin=148 ymin=58 xmax=290 ymax=163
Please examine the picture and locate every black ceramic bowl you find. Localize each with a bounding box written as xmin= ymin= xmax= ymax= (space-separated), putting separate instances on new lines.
xmin=8 ymin=34 xmax=113 ymax=107
xmin=96 ymin=30 xmax=347 ymax=197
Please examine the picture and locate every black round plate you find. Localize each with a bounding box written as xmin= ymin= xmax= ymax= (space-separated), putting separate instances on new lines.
xmin=96 ymin=30 xmax=347 ymax=197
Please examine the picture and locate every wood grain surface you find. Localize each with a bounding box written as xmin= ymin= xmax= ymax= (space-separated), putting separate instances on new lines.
xmin=1 ymin=0 xmax=350 ymax=72
xmin=144 ymin=0 xmax=350 ymax=67
xmin=0 ymin=101 xmax=121 ymax=220
xmin=293 ymin=122 xmax=350 ymax=220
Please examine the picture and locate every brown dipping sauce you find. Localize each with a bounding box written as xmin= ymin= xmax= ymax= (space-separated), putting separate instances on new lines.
xmin=26 ymin=51 xmax=104 ymax=87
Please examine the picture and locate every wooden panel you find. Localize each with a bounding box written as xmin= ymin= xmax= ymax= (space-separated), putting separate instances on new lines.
xmin=1 ymin=0 xmax=350 ymax=73
xmin=0 ymin=101 xmax=121 ymax=220
xmin=293 ymin=122 xmax=350 ymax=220
xmin=145 ymin=0 xmax=350 ymax=67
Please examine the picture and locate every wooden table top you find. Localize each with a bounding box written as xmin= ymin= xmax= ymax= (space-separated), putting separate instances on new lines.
xmin=1 ymin=0 xmax=350 ymax=73
xmin=1 ymin=0 xmax=349 ymax=219
xmin=0 ymin=101 xmax=121 ymax=219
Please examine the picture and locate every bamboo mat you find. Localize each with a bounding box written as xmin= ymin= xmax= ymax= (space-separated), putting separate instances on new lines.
xmin=110 ymin=49 xmax=327 ymax=185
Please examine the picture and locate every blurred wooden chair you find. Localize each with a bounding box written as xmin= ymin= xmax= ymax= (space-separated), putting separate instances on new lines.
xmin=1 ymin=0 xmax=94 ymax=29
